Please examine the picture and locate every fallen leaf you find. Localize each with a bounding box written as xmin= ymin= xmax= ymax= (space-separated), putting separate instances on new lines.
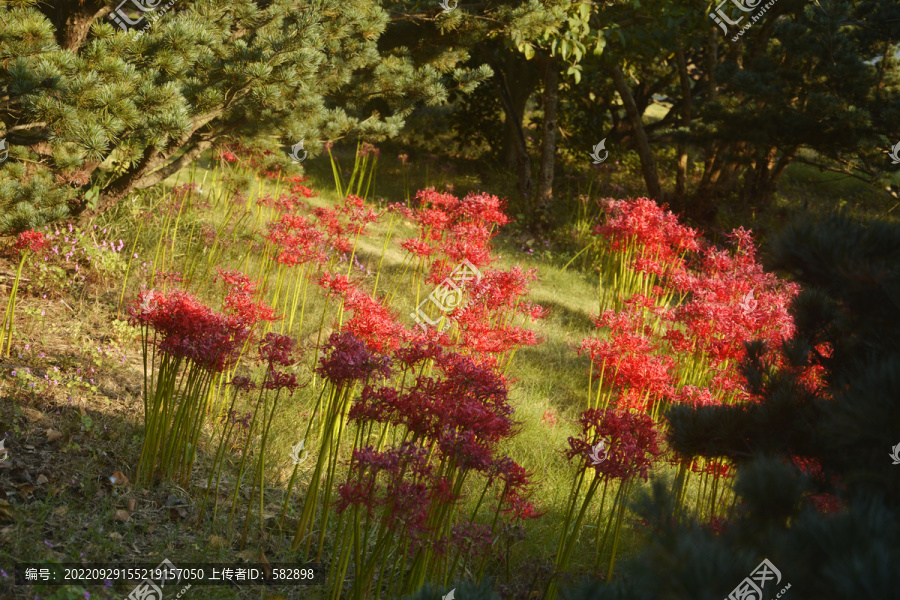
xmin=46 ymin=429 xmax=63 ymax=443
xmin=0 ymin=500 xmax=12 ymax=522
xmin=258 ymin=549 xmax=271 ymax=578
xmin=109 ymin=532 xmax=123 ymax=540
xmin=109 ymin=471 xmax=128 ymax=486
xmin=114 ymin=509 xmax=130 ymax=522
xmin=15 ymin=483 xmax=35 ymax=499
xmin=237 ymin=549 xmax=255 ymax=562
xmin=127 ymin=498 xmax=135 ymax=512
xmin=36 ymin=474 xmax=49 ymax=485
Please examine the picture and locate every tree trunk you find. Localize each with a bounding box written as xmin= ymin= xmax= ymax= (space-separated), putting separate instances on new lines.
xmin=45 ymin=2 xmax=111 ymax=52
xmin=703 ymin=28 xmax=718 ymax=176
xmin=610 ymin=64 xmax=662 ymax=201
xmin=499 ymin=52 xmax=538 ymax=173
xmin=742 ymin=145 xmax=796 ymax=210
xmin=535 ymin=56 xmax=559 ymax=212
xmin=673 ymin=37 xmax=693 ymax=212
xmin=492 ymin=61 xmax=533 ymax=200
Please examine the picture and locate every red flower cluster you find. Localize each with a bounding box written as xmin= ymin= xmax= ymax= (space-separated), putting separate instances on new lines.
xmin=128 ymin=289 xmax=248 ymax=373
xmin=216 ymin=268 xmax=277 ymax=324
xmin=593 ymin=197 xmax=700 ymax=270
xmin=316 ymin=332 xmax=392 ymax=384
xmin=566 ymin=408 xmax=664 ymax=482
xmin=15 ymin=230 xmax=47 ymax=253
xmin=583 ymin=198 xmax=799 ymax=414
xmin=265 ymin=214 xmax=326 ymax=266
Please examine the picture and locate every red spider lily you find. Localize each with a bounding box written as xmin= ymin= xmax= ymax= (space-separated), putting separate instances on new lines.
xmin=400 ymin=237 xmax=435 ymax=258
xmin=313 ymin=206 xmax=351 ymax=251
xmin=316 ymin=271 xmax=354 ymax=298
xmin=500 ymin=491 xmax=545 ymax=521
xmin=592 ymin=197 xmax=700 ymax=267
xmin=359 ymin=142 xmax=380 ymax=157
xmin=15 ymin=230 xmax=47 ymax=253
xmin=338 ymin=442 xmax=453 ymax=540
xmin=566 ymin=408 xmax=664 ymax=482
xmin=348 ymin=353 xmax=514 ymax=445
xmin=437 ymin=428 xmax=495 ymax=472
xmin=265 ymin=214 xmax=327 ymax=266
xmin=128 ymin=289 xmax=248 ymax=373
xmin=675 ymin=385 xmax=719 ymax=408
xmin=316 ymin=331 xmax=392 ymax=384
xmin=416 ymin=188 xmax=460 ymax=213
xmin=216 ymin=268 xmax=277 ymax=325
xmin=393 ymin=340 xmax=444 ymax=369
xmin=263 ymin=369 xmax=300 ymax=394
xmin=229 ymin=375 xmax=257 ymax=393
xmin=808 ymin=493 xmax=842 ymax=515
xmin=217 ymin=150 xmax=238 ymax=162
xmin=541 ymin=409 xmax=558 ymax=427
xmin=457 ymin=192 xmax=511 ymax=226
xmin=440 ymin=222 xmax=495 ymax=267
xmin=291 ymin=184 xmax=316 ymax=198
xmin=258 ymin=332 xmax=297 ymax=367
xmin=347 ymin=385 xmax=399 ymax=424
xmin=488 ymin=456 xmax=533 ymax=494
xmin=446 ymin=521 xmax=493 ymax=557
xmin=339 ymin=194 xmax=381 ymax=236
xmin=452 ymin=311 xmax=542 ymax=355
xmin=342 ymin=287 xmax=407 ymax=353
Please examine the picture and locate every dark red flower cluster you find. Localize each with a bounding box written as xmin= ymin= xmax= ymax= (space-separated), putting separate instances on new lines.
xmin=337 ymin=442 xmax=454 ymax=542
xmin=172 ymin=183 xmax=202 ymax=201
xmin=566 ymin=408 xmax=664 ymax=482
xmin=258 ymin=332 xmax=297 ymax=367
xmin=229 ymin=375 xmax=257 ymax=393
xmin=15 ymin=230 xmax=47 ymax=253
xmin=316 ymin=332 xmax=392 ymax=384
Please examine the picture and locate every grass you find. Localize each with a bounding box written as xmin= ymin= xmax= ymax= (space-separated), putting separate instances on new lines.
xmin=0 ymin=140 xmax=886 ymax=600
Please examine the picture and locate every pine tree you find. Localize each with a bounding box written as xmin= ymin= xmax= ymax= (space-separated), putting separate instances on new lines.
xmin=565 ymin=213 xmax=900 ymax=600
xmin=0 ymin=0 xmax=490 ymax=233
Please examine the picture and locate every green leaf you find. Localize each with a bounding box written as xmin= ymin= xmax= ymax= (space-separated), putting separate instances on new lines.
xmin=523 ymin=43 xmax=535 ymax=60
